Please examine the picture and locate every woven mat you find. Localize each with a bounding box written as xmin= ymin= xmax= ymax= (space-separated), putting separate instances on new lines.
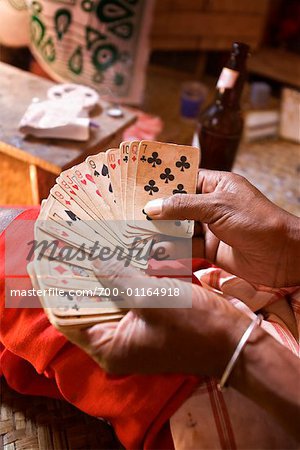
xmin=0 ymin=379 xmax=123 ymax=450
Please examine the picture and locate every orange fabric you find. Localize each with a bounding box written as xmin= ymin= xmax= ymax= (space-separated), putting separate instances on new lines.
xmin=0 ymin=208 xmax=205 ymax=450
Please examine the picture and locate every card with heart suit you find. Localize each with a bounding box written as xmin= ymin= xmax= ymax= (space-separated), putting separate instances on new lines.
xmin=125 ymin=140 xmax=140 ymax=220
xmin=29 ymin=140 xmax=200 ymax=332
xmin=106 ymin=148 xmax=124 ymax=219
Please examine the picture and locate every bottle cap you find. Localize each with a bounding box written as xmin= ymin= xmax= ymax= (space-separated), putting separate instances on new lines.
xmin=232 ymin=42 xmax=250 ymax=58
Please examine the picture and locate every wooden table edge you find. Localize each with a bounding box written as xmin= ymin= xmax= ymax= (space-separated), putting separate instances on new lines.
xmin=0 ymin=140 xmax=61 ymax=175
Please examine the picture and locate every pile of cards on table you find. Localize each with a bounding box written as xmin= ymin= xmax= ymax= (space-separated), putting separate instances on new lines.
xmin=28 ymin=140 xmax=199 ymax=332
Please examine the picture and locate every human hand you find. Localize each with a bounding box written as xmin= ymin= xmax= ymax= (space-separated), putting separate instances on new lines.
xmin=78 ymin=260 xmax=250 ymax=376
xmin=144 ymin=171 xmax=300 ymax=287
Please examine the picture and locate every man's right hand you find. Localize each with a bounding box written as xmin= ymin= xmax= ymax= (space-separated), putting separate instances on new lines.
xmin=144 ymin=170 xmax=300 ymax=287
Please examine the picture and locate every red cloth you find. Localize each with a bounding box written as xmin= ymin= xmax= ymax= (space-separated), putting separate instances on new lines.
xmin=0 ymin=208 xmax=208 ymax=450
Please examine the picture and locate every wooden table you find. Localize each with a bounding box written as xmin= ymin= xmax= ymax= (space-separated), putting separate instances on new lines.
xmin=0 ymin=62 xmax=135 ymax=205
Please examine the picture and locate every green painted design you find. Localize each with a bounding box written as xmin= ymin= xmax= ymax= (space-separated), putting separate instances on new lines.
xmin=55 ymin=8 xmax=72 ymax=40
xmin=108 ymin=21 xmax=133 ymax=39
xmin=85 ymin=26 xmax=106 ymax=50
xmin=31 ymin=1 xmax=42 ymax=13
xmin=42 ymin=37 xmax=56 ymax=62
xmin=92 ymin=43 xmax=118 ymax=71
xmin=81 ymin=0 xmax=95 ymax=12
xmin=96 ymin=0 xmax=133 ymax=23
xmin=114 ymin=72 xmax=124 ymax=86
xmin=93 ymin=71 xmax=104 ymax=84
xmin=30 ymin=15 xmax=45 ymax=47
xmin=28 ymin=0 xmax=144 ymax=100
xmin=68 ymin=46 xmax=83 ymax=74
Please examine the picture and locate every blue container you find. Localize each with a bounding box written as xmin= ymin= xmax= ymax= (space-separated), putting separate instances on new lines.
xmin=180 ymin=81 xmax=207 ymax=119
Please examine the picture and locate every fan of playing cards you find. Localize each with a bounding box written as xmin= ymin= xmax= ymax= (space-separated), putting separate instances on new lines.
xmin=28 ymin=140 xmax=199 ymax=334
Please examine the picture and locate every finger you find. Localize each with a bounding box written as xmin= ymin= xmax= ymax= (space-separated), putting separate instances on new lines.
xmin=93 ymin=258 xmax=194 ymax=314
xmin=79 ymin=320 xmax=121 ymax=371
xmin=196 ymin=169 xmax=229 ymax=194
xmin=143 ymin=192 xmax=225 ymax=224
xmin=203 ymin=225 xmax=221 ymax=262
xmin=80 ymin=321 xmax=117 ymax=353
xmin=80 ymin=312 xmax=179 ymax=375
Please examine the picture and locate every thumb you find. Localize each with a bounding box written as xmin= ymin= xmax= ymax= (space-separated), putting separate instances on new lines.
xmin=144 ymin=193 xmax=223 ymax=224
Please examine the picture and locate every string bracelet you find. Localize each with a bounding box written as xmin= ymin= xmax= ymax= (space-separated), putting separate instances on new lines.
xmin=217 ymin=314 xmax=263 ymax=391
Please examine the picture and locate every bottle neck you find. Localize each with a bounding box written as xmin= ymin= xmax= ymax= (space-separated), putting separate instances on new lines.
xmin=216 ymin=70 xmax=245 ymax=108
xmin=215 ymin=43 xmax=248 ymax=108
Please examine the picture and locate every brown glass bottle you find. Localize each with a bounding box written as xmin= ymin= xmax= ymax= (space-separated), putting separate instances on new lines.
xmin=194 ymin=42 xmax=250 ymax=171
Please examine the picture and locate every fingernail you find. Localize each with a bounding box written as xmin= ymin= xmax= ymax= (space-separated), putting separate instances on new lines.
xmin=144 ymin=198 xmax=163 ymax=216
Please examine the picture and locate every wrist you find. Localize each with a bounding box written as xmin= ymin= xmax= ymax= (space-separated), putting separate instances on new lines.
xmin=212 ymin=307 xmax=252 ymax=379
xmin=218 ymin=314 xmax=264 ymax=389
xmin=228 ymin=325 xmax=267 ymax=390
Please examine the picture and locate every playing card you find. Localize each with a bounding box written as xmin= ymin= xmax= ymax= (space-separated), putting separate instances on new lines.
xmin=86 ymin=153 xmax=118 ymax=220
xmin=28 ymin=262 xmax=126 ymax=337
xmin=71 ymin=162 xmax=111 ymax=220
xmin=51 ymin=180 xmax=105 ymax=225
xmin=57 ymin=168 xmax=96 ymax=214
xmin=42 ymin=259 xmax=95 ymax=280
xmin=131 ymin=141 xmax=199 ymax=237
xmin=38 ymin=216 xmax=94 ymax=250
xmin=33 ymin=259 xmax=128 ymax=314
xmin=119 ymin=141 xmax=130 ymax=211
xmin=49 ymin=312 xmax=125 ymax=328
xmin=84 ymin=152 xmax=152 ymax=265
xmin=125 ymin=140 xmax=140 ymax=220
xmin=71 ymin=162 xmax=128 ymax=246
xmin=37 ymin=257 xmax=102 ymax=291
xmin=106 ymin=148 xmax=124 ymax=218
xmin=41 ymin=192 xmax=105 ymax=246
xmin=49 ymin=186 xmax=117 ymax=246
